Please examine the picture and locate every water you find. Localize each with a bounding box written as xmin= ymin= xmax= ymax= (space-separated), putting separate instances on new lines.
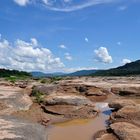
xmin=48 ymin=103 xmax=112 ymax=140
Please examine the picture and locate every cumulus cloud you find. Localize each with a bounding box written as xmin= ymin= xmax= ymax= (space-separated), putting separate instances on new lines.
xmin=64 ymin=53 xmax=72 ymax=61
xmin=59 ymin=44 xmax=66 ymax=49
xmin=122 ymin=59 xmax=131 ymax=65
xmin=0 ymin=36 xmax=64 ymax=72
xmin=14 ymin=0 xmax=30 ymax=6
xmin=94 ymin=47 xmax=112 ymax=63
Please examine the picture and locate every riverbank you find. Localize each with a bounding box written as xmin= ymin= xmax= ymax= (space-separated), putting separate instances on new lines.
xmin=0 ymin=76 xmax=140 ymax=140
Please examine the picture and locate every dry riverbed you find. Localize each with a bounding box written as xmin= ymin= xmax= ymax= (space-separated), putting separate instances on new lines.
xmin=0 ymin=77 xmax=140 ymax=140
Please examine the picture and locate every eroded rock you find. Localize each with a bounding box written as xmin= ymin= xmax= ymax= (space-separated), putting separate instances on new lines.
xmin=111 ymin=122 xmax=140 ymax=140
xmin=109 ymin=99 xmax=136 ymax=110
xmin=113 ymin=105 xmax=140 ymax=122
xmin=0 ymin=116 xmax=47 ymax=140
xmin=44 ymin=95 xmax=94 ymax=106
xmin=111 ymin=87 xmax=140 ymax=97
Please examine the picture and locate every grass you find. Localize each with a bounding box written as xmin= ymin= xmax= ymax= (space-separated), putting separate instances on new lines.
xmin=40 ymin=76 xmax=63 ymax=84
xmin=5 ymin=75 xmax=29 ymax=83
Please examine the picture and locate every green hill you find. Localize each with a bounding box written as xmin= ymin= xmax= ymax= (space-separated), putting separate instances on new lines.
xmin=0 ymin=69 xmax=31 ymax=78
xmin=92 ymin=60 xmax=140 ymax=76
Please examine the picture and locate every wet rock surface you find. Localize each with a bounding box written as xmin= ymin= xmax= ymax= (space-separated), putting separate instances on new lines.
xmin=99 ymin=99 xmax=140 ymax=140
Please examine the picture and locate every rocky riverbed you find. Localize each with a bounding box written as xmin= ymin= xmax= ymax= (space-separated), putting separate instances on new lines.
xmin=0 ymin=77 xmax=140 ymax=140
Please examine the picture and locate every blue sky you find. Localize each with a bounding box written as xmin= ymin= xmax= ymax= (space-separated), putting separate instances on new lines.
xmin=0 ymin=0 xmax=140 ymax=73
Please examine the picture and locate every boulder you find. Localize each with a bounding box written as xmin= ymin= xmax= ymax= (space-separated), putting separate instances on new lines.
xmin=109 ymin=99 xmax=136 ymax=110
xmin=42 ymin=105 xmax=97 ymax=119
xmin=32 ymin=85 xmax=57 ymax=96
xmin=96 ymin=133 xmax=118 ymax=140
xmin=114 ymin=104 xmax=140 ymax=121
xmin=111 ymin=122 xmax=140 ymax=140
xmin=111 ymin=87 xmax=140 ymax=97
xmin=44 ymin=95 xmax=93 ymax=106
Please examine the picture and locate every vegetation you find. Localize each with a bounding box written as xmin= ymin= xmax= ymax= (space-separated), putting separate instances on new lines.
xmin=40 ymin=78 xmax=49 ymax=84
xmin=31 ymin=89 xmax=45 ymax=104
xmin=0 ymin=69 xmax=31 ymax=78
xmin=92 ymin=60 xmax=140 ymax=76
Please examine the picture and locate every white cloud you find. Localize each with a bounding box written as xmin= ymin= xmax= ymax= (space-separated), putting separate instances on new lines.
xmin=0 ymin=36 xmax=64 ymax=72
xmin=117 ymin=41 xmax=122 ymax=45
xmin=85 ymin=37 xmax=89 ymax=42
xmin=122 ymin=59 xmax=131 ymax=65
xmin=118 ymin=5 xmax=127 ymax=11
xmin=63 ymin=67 xmax=97 ymax=73
xmin=13 ymin=0 xmax=115 ymax=11
xmin=63 ymin=0 xmax=71 ymax=3
xmin=64 ymin=53 xmax=72 ymax=61
xmin=44 ymin=0 xmax=114 ymax=12
xmin=59 ymin=44 xmax=66 ymax=49
xmin=94 ymin=47 xmax=112 ymax=63
xmin=30 ymin=38 xmax=38 ymax=46
xmin=14 ymin=0 xmax=30 ymax=6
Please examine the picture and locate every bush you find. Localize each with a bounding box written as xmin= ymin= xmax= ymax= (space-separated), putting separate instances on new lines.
xmin=31 ymin=89 xmax=45 ymax=104
xmin=40 ymin=78 xmax=49 ymax=84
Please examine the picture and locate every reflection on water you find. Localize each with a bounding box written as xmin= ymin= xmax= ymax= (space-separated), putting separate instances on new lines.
xmin=48 ymin=103 xmax=112 ymax=140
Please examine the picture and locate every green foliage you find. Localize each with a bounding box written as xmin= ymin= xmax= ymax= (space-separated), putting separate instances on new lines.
xmin=0 ymin=69 xmax=31 ymax=78
xmin=50 ymin=76 xmax=63 ymax=83
xmin=32 ymin=91 xmax=45 ymax=104
xmin=40 ymin=78 xmax=49 ymax=84
xmin=5 ymin=75 xmax=30 ymax=83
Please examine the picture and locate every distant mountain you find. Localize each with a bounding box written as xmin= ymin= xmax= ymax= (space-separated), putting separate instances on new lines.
xmin=31 ymin=71 xmax=66 ymax=77
xmin=67 ymin=70 xmax=98 ymax=76
xmin=92 ymin=60 xmax=140 ymax=76
xmin=31 ymin=70 xmax=98 ymax=77
xmin=0 ymin=69 xmax=31 ymax=77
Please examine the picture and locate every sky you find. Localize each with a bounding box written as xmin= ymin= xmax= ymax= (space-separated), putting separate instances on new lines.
xmin=0 ymin=0 xmax=140 ymax=73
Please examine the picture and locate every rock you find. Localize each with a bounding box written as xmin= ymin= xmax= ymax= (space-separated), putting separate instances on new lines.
xmin=111 ymin=87 xmax=140 ymax=97
xmin=0 ymin=86 xmax=32 ymax=115
xmin=109 ymin=99 xmax=136 ymax=110
xmin=75 ymin=85 xmax=108 ymax=96
xmin=110 ymin=122 xmax=140 ymax=140
xmin=42 ymin=105 xmax=97 ymax=119
xmin=0 ymin=116 xmax=47 ymax=140
xmin=44 ymin=95 xmax=93 ymax=106
xmin=114 ymin=104 xmax=140 ymax=121
xmin=96 ymin=133 xmax=118 ymax=140
xmin=32 ymin=85 xmax=57 ymax=96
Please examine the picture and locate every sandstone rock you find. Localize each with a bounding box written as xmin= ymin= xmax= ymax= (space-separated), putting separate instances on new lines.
xmin=109 ymin=99 xmax=136 ymax=110
xmin=43 ymin=105 xmax=97 ymax=119
xmin=0 ymin=116 xmax=47 ymax=140
xmin=32 ymin=85 xmax=57 ymax=96
xmin=111 ymin=87 xmax=140 ymax=97
xmin=111 ymin=122 xmax=140 ymax=140
xmin=114 ymin=104 xmax=140 ymax=121
xmin=96 ymin=133 xmax=118 ymax=140
xmin=0 ymin=86 xmax=32 ymax=115
xmin=44 ymin=95 xmax=93 ymax=106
